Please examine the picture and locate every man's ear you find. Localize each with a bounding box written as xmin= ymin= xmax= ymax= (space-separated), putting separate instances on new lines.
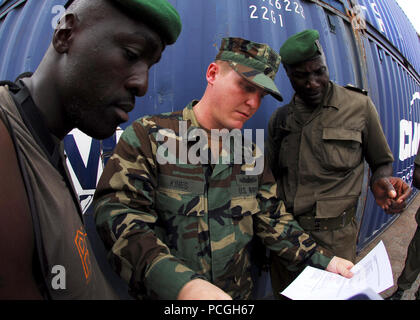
xmin=206 ymin=62 xmax=219 ymax=85
xmin=52 ymin=13 xmax=78 ymax=54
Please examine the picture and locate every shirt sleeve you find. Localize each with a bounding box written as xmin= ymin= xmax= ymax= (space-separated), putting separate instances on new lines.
xmin=254 ymin=158 xmax=333 ymax=271
xmin=363 ymin=97 xmax=394 ymax=169
xmin=93 ymin=120 xmax=202 ymax=299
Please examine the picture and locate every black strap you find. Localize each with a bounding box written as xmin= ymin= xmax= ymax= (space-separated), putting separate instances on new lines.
xmin=0 ymin=105 xmax=52 ymax=299
xmin=10 ymin=82 xmax=84 ymax=222
xmin=12 ymin=82 xmax=60 ymax=168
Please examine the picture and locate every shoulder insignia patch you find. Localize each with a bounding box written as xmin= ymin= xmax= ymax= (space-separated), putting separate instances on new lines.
xmin=344 ymin=84 xmax=368 ymax=96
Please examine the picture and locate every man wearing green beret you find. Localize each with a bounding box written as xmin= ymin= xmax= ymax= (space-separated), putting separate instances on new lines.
xmin=0 ymin=0 xmax=181 ymax=299
xmin=93 ymin=36 xmax=355 ymax=300
xmin=267 ymin=29 xmax=411 ymax=298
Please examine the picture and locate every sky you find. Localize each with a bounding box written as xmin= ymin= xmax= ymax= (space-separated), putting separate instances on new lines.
xmin=395 ymin=0 xmax=420 ymax=34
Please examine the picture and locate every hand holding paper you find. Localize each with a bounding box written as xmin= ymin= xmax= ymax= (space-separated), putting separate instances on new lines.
xmin=326 ymin=256 xmax=354 ymax=278
xmin=281 ymin=241 xmax=393 ymax=300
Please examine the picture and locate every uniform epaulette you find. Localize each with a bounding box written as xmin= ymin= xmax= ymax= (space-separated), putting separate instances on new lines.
xmin=344 ymin=84 xmax=368 ymax=96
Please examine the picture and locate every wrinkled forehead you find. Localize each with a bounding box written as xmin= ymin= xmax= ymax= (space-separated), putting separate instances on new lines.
xmin=65 ymin=1 xmax=161 ymax=37
xmin=67 ymin=0 xmax=164 ymax=49
xmin=64 ymin=0 xmax=181 ymax=46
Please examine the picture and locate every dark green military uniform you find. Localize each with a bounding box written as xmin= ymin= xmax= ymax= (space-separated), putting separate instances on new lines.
xmin=267 ymin=29 xmax=394 ymax=298
xmin=268 ymin=81 xmax=394 ymax=259
xmin=93 ymin=101 xmax=333 ymax=299
xmin=395 ymin=148 xmax=420 ymax=299
xmin=268 ymin=82 xmax=394 ymax=297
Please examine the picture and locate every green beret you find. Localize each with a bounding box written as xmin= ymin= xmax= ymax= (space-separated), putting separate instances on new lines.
xmin=114 ymin=0 xmax=182 ymax=45
xmin=65 ymin=0 xmax=182 ymax=45
xmin=216 ymin=37 xmax=283 ymax=102
xmin=280 ymin=29 xmax=323 ymax=65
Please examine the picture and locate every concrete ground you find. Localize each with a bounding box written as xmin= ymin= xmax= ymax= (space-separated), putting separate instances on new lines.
xmin=356 ymin=193 xmax=420 ymax=300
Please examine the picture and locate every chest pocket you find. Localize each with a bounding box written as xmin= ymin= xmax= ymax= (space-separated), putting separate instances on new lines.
xmin=230 ymin=175 xmax=260 ymax=217
xmin=318 ymin=128 xmax=362 ymax=171
xmin=156 ymin=175 xmax=205 ymax=218
xmin=155 ymin=175 xmax=206 ymax=270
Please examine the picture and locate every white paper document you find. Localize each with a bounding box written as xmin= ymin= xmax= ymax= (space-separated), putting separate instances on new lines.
xmin=281 ymin=241 xmax=394 ymax=300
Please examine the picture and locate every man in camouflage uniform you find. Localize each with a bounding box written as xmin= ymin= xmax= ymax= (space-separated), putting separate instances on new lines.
xmin=267 ymin=29 xmax=411 ymax=298
xmin=93 ymin=37 xmax=354 ymax=300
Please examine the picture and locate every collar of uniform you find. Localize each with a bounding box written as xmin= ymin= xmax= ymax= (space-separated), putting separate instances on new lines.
xmin=181 ymin=99 xmax=249 ymax=166
xmin=322 ymin=81 xmax=341 ymax=110
xmin=182 ymin=100 xmax=201 ymax=128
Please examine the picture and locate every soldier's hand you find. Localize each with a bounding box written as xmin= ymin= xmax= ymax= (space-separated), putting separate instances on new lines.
xmin=372 ymin=177 xmax=411 ymax=213
xmin=177 ymin=279 xmax=232 ymax=300
xmin=389 ymin=177 xmax=411 ymax=210
xmin=325 ymin=256 xmax=354 ymax=278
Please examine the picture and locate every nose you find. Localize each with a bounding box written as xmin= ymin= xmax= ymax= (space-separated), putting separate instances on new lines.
xmin=125 ymin=65 xmax=149 ymax=97
xmin=246 ymin=91 xmax=262 ymax=110
xmin=305 ymin=73 xmax=320 ymax=89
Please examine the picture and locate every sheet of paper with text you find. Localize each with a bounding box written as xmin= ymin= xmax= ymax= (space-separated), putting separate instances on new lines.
xmin=281 ymin=241 xmax=393 ymax=300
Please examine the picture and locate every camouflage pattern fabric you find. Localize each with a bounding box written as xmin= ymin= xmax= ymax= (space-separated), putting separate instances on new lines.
xmin=216 ymin=37 xmax=280 ymax=81
xmin=216 ymin=37 xmax=283 ymax=102
xmin=93 ymin=101 xmax=331 ymax=300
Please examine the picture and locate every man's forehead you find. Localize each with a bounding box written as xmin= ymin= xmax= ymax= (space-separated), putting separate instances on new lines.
xmin=75 ymin=3 xmax=165 ymax=51
xmin=115 ymin=28 xmax=163 ymax=48
xmin=64 ymin=0 xmax=181 ymax=45
xmin=114 ymin=30 xmax=163 ymax=60
xmin=116 ymin=30 xmax=154 ymax=40
xmin=291 ymin=56 xmax=326 ymax=71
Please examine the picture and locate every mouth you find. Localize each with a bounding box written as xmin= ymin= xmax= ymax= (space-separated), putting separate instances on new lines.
xmin=113 ymin=101 xmax=135 ymax=122
xmin=236 ymin=110 xmax=250 ymax=119
xmin=117 ymin=100 xmax=135 ymax=113
xmin=303 ymin=91 xmax=324 ymax=105
xmin=307 ymin=91 xmax=322 ymax=98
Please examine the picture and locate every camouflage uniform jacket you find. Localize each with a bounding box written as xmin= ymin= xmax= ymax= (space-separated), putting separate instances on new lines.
xmin=93 ymin=101 xmax=331 ymax=300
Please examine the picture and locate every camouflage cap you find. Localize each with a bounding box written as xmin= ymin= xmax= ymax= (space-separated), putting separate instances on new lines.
xmin=280 ymin=29 xmax=323 ymax=66
xmin=64 ymin=0 xmax=182 ymax=45
xmin=216 ymin=37 xmax=283 ymax=102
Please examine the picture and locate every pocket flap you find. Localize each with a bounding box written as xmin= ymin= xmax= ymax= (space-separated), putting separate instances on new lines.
xmin=322 ymin=128 xmax=362 ymax=143
xmin=316 ymin=196 xmax=358 ymax=219
xmin=232 ymin=175 xmax=259 ymax=197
